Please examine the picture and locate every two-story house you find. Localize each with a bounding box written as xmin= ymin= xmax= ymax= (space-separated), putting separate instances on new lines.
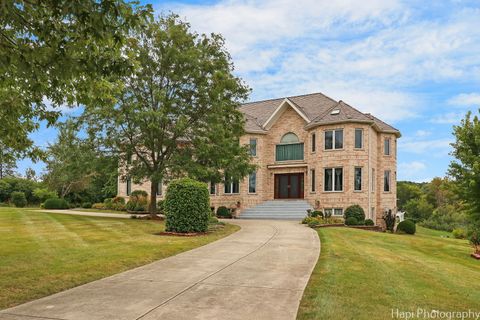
xmin=118 ymin=92 xmax=400 ymax=225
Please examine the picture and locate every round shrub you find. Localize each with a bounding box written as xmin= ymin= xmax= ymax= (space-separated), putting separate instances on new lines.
xmin=112 ymin=196 xmax=126 ymax=204
xmin=345 ymin=216 xmax=358 ymax=226
xmin=344 ymin=205 xmax=365 ymax=222
xmin=452 ymin=228 xmax=466 ymax=239
xmin=131 ymin=190 xmax=148 ymax=197
xmin=365 ymin=219 xmax=375 ymax=226
xmin=311 ymin=210 xmax=323 ymax=218
xmin=82 ymin=202 xmax=92 ymax=209
xmin=216 ymin=206 xmax=232 ymax=218
xmin=43 ymin=198 xmax=69 ymax=209
xmin=397 ymin=219 xmax=416 ymax=234
xmin=104 ymin=198 xmax=113 ymax=209
xmin=302 ymin=216 xmax=317 ymax=225
xmin=165 ymin=178 xmax=210 ymax=233
xmin=307 ymin=218 xmax=320 ymax=228
xmin=11 ymin=191 xmax=27 ymax=208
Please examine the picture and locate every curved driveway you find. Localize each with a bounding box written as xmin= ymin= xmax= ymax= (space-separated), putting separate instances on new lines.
xmin=0 ymin=220 xmax=320 ymax=320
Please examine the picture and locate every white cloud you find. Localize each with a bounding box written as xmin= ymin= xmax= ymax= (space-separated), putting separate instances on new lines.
xmin=415 ymin=130 xmax=431 ymax=137
xmin=398 ymin=138 xmax=453 ymax=155
xmin=448 ymin=93 xmax=480 ymax=107
xmin=429 ymin=112 xmax=464 ymax=124
xmin=398 ymin=161 xmax=433 ymax=182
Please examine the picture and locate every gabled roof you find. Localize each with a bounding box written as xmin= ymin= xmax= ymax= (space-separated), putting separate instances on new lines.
xmin=240 ymin=92 xmax=401 ymax=137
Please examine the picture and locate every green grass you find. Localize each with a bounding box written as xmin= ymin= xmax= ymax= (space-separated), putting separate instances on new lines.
xmin=298 ymin=226 xmax=480 ymax=320
xmin=0 ymin=207 xmax=239 ymax=309
xmin=70 ymin=208 xmax=129 ymax=214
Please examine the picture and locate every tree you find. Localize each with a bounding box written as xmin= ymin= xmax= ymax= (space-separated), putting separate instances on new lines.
xmin=0 ymin=1 xmax=152 ymax=158
xmin=0 ymin=144 xmax=17 ymax=179
xmin=82 ymin=15 xmax=254 ymax=214
xmin=404 ymin=197 xmax=434 ymax=222
xmin=448 ymin=110 xmax=480 ymax=228
xmin=397 ymin=181 xmax=422 ymax=210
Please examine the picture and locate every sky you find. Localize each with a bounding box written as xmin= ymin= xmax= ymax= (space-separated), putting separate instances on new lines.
xmin=18 ymin=0 xmax=480 ymax=182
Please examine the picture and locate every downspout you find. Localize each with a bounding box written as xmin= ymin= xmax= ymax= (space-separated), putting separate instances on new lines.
xmin=368 ymin=125 xmax=372 ymax=221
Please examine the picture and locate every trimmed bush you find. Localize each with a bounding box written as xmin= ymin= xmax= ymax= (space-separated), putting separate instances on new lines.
xmin=307 ymin=218 xmax=320 ymax=228
xmin=11 ymin=191 xmax=27 ymax=208
xmin=397 ymin=219 xmax=416 ymax=234
xmin=131 ymin=190 xmax=148 ymax=197
xmin=216 ymin=206 xmax=232 ymax=218
xmin=82 ymin=202 xmax=92 ymax=209
xmin=344 ymin=205 xmax=365 ymax=222
xmin=165 ymin=178 xmax=210 ymax=233
xmin=365 ymin=219 xmax=375 ymax=226
xmin=345 ymin=216 xmax=358 ymax=226
xmin=452 ymin=228 xmax=467 ymax=239
xmin=125 ymin=192 xmax=148 ymax=212
xmin=311 ymin=210 xmax=323 ymax=218
xmin=43 ymin=198 xmax=69 ymax=209
xmin=302 ymin=216 xmax=317 ymax=225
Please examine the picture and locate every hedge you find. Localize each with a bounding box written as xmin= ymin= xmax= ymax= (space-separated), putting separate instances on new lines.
xmin=397 ymin=219 xmax=416 ymax=235
xmin=11 ymin=191 xmax=27 ymax=208
xmin=216 ymin=206 xmax=232 ymax=218
xmin=344 ymin=205 xmax=365 ymax=223
xmin=44 ymin=198 xmax=69 ymax=209
xmin=165 ymin=178 xmax=210 ymax=233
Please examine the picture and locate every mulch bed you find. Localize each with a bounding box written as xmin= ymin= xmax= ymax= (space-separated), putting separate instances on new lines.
xmin=154 ymin=231 xmax=208 ymax=237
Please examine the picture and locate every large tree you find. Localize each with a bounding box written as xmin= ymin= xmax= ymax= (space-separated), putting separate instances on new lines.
xmin=448 ymin=110 xmax=480 ymax=228
xmin=82 ymin=15 xmax=254 ymax=214
xmin=0 ymin=0 xmax=152 ymax=159
xmin=0 ymin=144 xmax=17 ymax=179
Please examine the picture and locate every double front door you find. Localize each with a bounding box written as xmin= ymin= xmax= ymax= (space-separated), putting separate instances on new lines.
xmin=274 ymin=173 xmax=304 ymax=199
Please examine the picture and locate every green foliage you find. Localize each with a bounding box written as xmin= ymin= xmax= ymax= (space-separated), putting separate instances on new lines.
xmin=157 ymin=200 xmax=165 ymax=214
xmin=397 ymin=220 xmax=416 ymax=235
xmin=469 ymin=228 xmax=480 ymax=253
xmin=165 ymin=178 xmax=210 ymax=233
xmin=397 ymin=182 xmax=423 ymax=210
xmin=1 ymin=177 xmax=40 ymax=203
xmin=420 ymin=204 xmax=467 ymax=232
xmin=307 ymin=219 xmax=321 ymax=228
xmin=82 ymin=202 xmax=92 ymax=209
xmin=11 ymin=191 xmax=27 ymax=208
xmin=365 ymin=219 xmax=375 ymax=226
xmin=302 ymin=217 xmax=317 ymax=225
xmin=92 ymin=203 xmax=106 ymax=210
xmin=0 ymin=145 xmax=17 ymax=179
xmin=344 ymin=205 xmax=365 ymax=223
xmin=33 ymin=188 xmax=57 ymax=203
xmin=449 ymin=111 xmax=480 ymax=229
xmin=311 ymin=210 xmax=323 ymax=218
xmin=0 ymin=180 xmax=10 ymax=202
xmin=383 ymin=210 xmax=396 ymax=232
xmin=43 ymin=198 xmax=69 ymax=210
xmin=82 ymin=15 xmax=253 ymax=214
xmin=452 ymin=228 xmax=467 ymax=239
xmin=0 ymin=1 xmax=152 ymax=158
xmin=216 ymin=206 xmax=232 ymax=218
xmin=345 ymin=217 xmax=359 ymax=226
xmin=404 ymin=197 xmax=434 ymax=222
xmin=131 ymin=190 xmax=148 ymax=198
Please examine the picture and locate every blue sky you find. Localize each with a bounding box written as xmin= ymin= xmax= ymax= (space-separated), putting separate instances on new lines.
xmin=18 ymin=0 xmax=480 ymax=182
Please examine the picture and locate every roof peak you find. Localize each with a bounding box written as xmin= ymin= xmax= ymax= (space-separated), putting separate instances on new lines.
xmin=242 ymin=91 xmax=338 ymax=106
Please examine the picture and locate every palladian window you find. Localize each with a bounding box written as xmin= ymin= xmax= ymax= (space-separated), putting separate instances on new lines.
xmin=275 ymin=133 xmax=304 ymax=161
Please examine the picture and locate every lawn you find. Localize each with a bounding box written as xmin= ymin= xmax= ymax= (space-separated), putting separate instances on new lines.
xmin=0 ymin=207 xmax=239 ymax=309
xmin=297 ymin=226 xmax=480 ymax=320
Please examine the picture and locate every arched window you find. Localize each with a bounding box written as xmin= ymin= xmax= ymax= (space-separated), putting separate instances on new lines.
xmin=280 ymin=132 xmax=300 ymax=144
xmin=276 ymin=132 xmax=304 ymax=161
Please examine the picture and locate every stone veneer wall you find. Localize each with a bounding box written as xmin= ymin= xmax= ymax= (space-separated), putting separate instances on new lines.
xmin=117 ymin=105 xmax=397 ymax=226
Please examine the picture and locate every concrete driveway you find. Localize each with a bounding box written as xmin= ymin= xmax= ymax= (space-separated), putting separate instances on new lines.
xmin=0 ymin=220 xmax=320 ymax=320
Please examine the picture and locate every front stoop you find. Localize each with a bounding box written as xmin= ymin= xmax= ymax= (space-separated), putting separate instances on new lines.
xmin=239 ymin=200 xmax=312 ymax=220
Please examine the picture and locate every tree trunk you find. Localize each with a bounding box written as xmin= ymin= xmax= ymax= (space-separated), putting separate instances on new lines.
xmin=149 ymin=181 xmax=158 ymax=218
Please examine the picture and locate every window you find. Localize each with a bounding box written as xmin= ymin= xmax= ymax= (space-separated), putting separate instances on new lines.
xmin=156 ymin=180 xmax=162 ymax=196
xmin=311 ymin=169 xmax=316 ymax=192
xmin=324 ymin=168 xmax=343 ymax=191
xmin=371 ymin=168 xmax=375 ymax=192
xmin=324 ymin=208 xmax=343 ymax=216
xmin=324 ymin=208 xmax=332 ymax=217
xmin=126 ymin=177 xmax=131 ymax=196
xmin=355 ymin=129 xmax=363 ymax=149
xmin=384 ymin=138 xmax=391 ymax=155
xmin=354 ymin=167 xmax=362 ymax=191
xmin=325 ymin=129 xmax=343 ymax=150
xmin=276 ymin=132 xmax=304 ymax=161
xmin=224 ymin=176 xmax=240 ymax=194
xmin=248 ymin=172 xmax=256 ymax=193
xmin=384 ymin=170 xmax=391 ymax=192
xmin=209 ymin=181 xmax=216 ymax=195
xmin=249 ymin=138 xmax=257 ymax=156
xmin=334 ymin=208 xmax=343 ymax=216
xmin=311 ymin=133 xmax=316 ymax=152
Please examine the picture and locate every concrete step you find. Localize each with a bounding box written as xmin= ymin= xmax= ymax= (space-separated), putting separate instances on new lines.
xmin=239 ymin=200 xmax=312 ymax=220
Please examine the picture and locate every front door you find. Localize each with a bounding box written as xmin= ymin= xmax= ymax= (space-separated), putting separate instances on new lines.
xmin=274 ymin=173 xmax=304 ymax=199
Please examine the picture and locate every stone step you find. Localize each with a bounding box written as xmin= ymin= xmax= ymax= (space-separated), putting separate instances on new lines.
xmin=239 ymin=200 xmax=312 ymax=220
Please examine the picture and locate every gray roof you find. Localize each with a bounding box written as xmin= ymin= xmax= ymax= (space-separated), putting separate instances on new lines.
xmin=239 ymin=92 xmax=400 ymax=136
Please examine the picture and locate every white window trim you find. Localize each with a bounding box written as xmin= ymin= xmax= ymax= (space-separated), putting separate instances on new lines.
xmin=325 ymin=208 xmax=344 ymax=216
xmin=224 ymin=179 xmax=240 ymax=194
xmin=324 ymin=129 xmax=344 ymax=150
xmin=324 ymin=167 xmax=344 ymax=192
xmin=354 ymin=128 xmax=364 ymax=149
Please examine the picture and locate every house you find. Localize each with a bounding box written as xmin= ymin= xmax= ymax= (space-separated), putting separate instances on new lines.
xmin=118 ymin=92 xmax=400 ymax=225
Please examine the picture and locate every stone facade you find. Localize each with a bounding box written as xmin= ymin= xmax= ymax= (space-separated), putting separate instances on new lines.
xmin=117 ymin=93 xmax=399 ymax=226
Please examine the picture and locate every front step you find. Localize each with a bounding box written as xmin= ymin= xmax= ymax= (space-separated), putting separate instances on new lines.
xmin=239 ymin=200 xmax=312 ymax=220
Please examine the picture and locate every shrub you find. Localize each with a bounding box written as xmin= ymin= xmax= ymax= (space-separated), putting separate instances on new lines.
xmin=82 ymin=202 xmax=92 ymax=209
xmin=469 ymin=229 xmax=480 ymax=253
xmin=383 ymin=209 xmax=396 ymax=232
xmin=104 ymin=198 xmax=113 ymax=209
xmin=302 ymin=217 xmax=318 ymax=225
xmin=311 ymin=210 xmax=323 ymax=218
xmin=420 ymin=205 xmax=467 ymax=232
xmin=112 ymin=196 xmax=126 ymax=204
xmin=344 ymin=205 xmax=365 ymax=222
xmin=307 ymin=218 xmax=320 ymax=228
xmin=452 ymin=228 xmax=467 ymax=239
xmin=365 ymin=219 xmax=375 ymax=226
xmin=345 ymin=216 xmax=358 ymax=226
xmin=157 ymin=200 xmax=165 ymax=213
xmin=397 ymin=219 xmax=416 ymax=235
xmin=165 ymin=178 xmax=210 ymax=233
xmin=216 ymin=206 xmax=232 ymax=218
xmin=43 ymin=198 xmax=69 ymax=209
xmin=92 ymin=203 xmax=105 ymax=209
xmin=33 ymin=188 xmax=57 ymax=203
xmin=11 ymin=191 xmax=27 ymax=208
xmin=125 ymin=192 xmax=148 ymax=212
xmin=131 ymin=190 xmax=148 ymax=197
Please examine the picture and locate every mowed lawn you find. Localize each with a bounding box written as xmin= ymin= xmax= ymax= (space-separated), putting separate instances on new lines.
xmin=298 ymin=226 xmax=480 ymax=320
xmin=0 ymin=208 xmax=238 ymax=309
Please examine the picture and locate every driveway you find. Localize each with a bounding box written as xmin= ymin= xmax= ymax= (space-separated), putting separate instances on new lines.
xmin=0 ymin=220 xmax=320 ymax=320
